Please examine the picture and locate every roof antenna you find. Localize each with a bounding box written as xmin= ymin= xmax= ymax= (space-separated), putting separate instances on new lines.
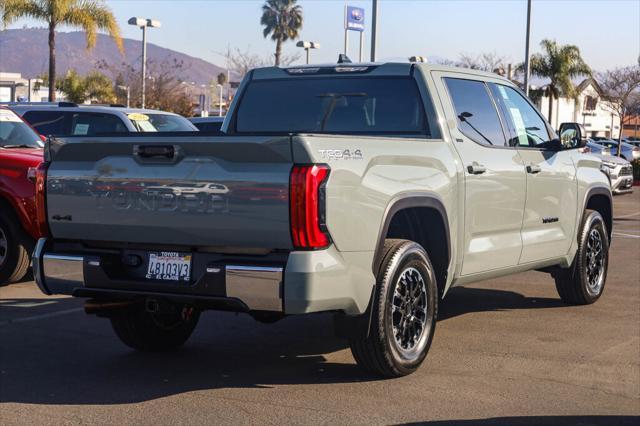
xmin=337 ymin=54 xmax=352 ymax=64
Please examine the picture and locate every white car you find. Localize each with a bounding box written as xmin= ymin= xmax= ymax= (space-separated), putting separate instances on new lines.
xmin=6 ymin=102 xmax=197 ymax=136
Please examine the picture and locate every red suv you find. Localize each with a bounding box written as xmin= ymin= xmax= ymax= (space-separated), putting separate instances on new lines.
xmin=0 ymin=107 xmax=44 ymax=284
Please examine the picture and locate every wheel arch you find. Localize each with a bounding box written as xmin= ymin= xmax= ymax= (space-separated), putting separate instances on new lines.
xmin=373 ymin=193 xmax=451 ymax=297
xmin=583 ymin=186 xmax=612 ymax=241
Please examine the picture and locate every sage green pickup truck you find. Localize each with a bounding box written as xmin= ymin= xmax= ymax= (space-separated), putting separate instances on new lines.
xmin=33 ymin=62 xmax=612 ymax=377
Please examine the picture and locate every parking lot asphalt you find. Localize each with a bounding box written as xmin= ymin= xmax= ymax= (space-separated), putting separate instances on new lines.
xmin=0 ymin=192 xmax=639 ymax=425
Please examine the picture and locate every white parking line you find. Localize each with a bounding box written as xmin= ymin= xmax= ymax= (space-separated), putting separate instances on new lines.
xmin=614 ymin=211 xmax=640 ymax=219
xmin=613 ymin=232 xmax=640 ymax=239
xmin=0 ymin=301 xmax=58 ymax=308
xmin=0 ymin=307 xmax=84 ymax=327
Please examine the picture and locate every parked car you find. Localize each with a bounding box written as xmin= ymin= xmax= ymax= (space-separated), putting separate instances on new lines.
xmin=6 ymin=102 xmax=197 ymax=136
xmin=0 ymin=107 xmax=44 ymax=284
xmin=591 ymin=138 xmax=640 ymax=162
xmin=585 ymin=138 xmax=611 ymax=156
xmin=598 ymin=155 xmax=633 ymax=194
xmin=188 ymin=116 xmax=225 ymax=134
xmin=33 ymin=62 xmax=612 ymax=377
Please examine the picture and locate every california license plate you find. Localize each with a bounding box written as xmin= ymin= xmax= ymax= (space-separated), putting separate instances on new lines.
xmin=146 ymin=252 xmax=192 ymax=282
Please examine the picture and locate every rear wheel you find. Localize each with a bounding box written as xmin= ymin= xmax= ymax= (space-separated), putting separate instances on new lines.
xmin=349 ymin=239 xmax=438 ymax=377
xmin=0 ymin=213 xmax=31 ymax=286
xmin=110 ymin=303 xmax=200 ymax=351
xmin=554 ymin=209 xmax=609 ymax=305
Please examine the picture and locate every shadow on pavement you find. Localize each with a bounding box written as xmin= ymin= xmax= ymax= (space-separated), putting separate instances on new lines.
xmin=407 ymin=416 xmax=639 ymax=425
xmin=0 ymin=286 xmax=566 ymax=406
xmin=439 ymin=286 xmax=565 ymax=320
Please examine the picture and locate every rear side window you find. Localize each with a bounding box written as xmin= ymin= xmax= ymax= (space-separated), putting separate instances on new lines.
xmin=128 ymin=114 xmax=195 ymax=132
xmin=23 ymin=111 xmax=68 ymax=136
xmin=444 ymin=78 xmax=506 ymax=146
xmin=70 ymin=112 xmax=128 ymax=135
xmin=234 ymin=77 xmax=428 ymax=135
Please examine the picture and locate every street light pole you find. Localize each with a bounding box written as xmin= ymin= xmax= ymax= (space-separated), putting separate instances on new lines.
xmin=370 ymin=0 xmax=378 ymax=62
xmin=296 ymin=41 xmax=320 ymax=64
xmin=216 ymin=84 xmax=223 ymax=116
xmin=523 ymin=0 xmax=532 ymax=96
xmin=141 ymin=24 xmax=147 ymax=108
xmin=128 ymin=17 xmax=161 ymax=109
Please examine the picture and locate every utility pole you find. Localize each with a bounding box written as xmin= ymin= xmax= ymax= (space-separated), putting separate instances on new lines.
xmin=523 ymin=0 xmax=532 ymax=96
xmin=370 ymin=0 xmax=378 ymax=62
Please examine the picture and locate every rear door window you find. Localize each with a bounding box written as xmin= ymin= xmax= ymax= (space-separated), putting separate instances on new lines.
xmin=444 ymin=78 xmax=506 ymax=146
xmin=70 ymin=112 xmax=128 ymax=135
xmin=234 ymin=77 xmax=428 ymax=135
xmin=23 ymin=110 xmax=69 ymax=136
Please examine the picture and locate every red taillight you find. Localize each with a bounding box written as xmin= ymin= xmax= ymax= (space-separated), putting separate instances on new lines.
xmin=35 ymin=162 xmax=50 ymax=237
xmin=290 ymin=164 xmax=330 ymax=249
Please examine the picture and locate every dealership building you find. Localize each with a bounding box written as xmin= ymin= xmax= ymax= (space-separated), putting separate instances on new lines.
xmin=535 ymin=78 xmax=622 ymax=138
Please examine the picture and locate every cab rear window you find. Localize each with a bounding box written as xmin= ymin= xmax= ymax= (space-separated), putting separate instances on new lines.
xmin=234 ymin=77 xmax=429 ymax=135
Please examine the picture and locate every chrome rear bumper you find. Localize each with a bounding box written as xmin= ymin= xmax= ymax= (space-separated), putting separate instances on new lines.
xmin=32 ymin=239 xmax=284 ymax=312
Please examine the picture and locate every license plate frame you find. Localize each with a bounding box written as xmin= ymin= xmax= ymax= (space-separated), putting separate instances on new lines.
xmin=145 ymin=251 xmax=192 ymax=282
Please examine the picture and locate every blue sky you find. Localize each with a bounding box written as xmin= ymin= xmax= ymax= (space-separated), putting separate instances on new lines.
xmin=7 ymin=0 xmax=640 ymax=71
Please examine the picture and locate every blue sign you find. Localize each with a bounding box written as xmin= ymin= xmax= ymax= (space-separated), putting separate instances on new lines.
xmin=345 ymin=6 xmax=365 ymax=32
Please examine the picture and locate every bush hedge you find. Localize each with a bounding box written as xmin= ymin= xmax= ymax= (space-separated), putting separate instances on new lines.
xmin=633 ymin=159 xmax=640 ymax=182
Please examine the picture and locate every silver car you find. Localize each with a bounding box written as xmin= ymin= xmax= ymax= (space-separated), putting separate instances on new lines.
xmin=592 ymin=138 xmax=640 ymax=162
xmin=598 ymin=154 xmax=634 ymax=194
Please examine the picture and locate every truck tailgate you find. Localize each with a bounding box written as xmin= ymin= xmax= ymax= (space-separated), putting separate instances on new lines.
xmin=45 ymin=135 xmax=293 ymax=249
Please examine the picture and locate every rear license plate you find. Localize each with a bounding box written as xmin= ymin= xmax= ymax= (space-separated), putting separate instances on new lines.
xmin=146 ymin=252 xmax=192 ymax=282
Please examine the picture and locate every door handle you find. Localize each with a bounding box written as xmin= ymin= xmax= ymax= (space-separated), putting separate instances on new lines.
xmin=467 ymin=162 xmax=487 ymax=175
xmin=526 ymin=164 xmax=542 ymax=174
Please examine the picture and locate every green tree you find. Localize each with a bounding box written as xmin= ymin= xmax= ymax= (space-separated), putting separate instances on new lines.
xmin=56 ymin=69 xmax=115 ymax=103
xmin=528 ymin=39 xmax=591 ymax=124
xmin=260 ymin=0 xmax=302 ymax=66
xmin=216 ymin=72 xmax=227 ymax=86
xmin=1 ymin=0 xmax=123 ymax=101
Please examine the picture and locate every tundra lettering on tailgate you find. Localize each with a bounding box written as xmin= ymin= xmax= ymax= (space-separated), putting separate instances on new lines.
xmin=89 ymin=184 xmax=230 ymax=214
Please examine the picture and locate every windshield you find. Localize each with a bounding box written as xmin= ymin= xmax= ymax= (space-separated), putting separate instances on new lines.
xmin=128 ymin=113 xmax=196 ymax=132
xmin=234 ymin=77 xmax=428 ymax=135
xmin=0 ymin=109 xmax=43 ymax=148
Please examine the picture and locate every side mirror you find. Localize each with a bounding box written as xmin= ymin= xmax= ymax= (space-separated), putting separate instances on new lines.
xmin=558 ymin=122 xmax=587 ymax=150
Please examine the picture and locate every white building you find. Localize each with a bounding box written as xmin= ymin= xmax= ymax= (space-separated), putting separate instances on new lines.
xmin=536 ymin=78 xmax=621 ymax=139
xmin=0 ymin=72 xmax=66 ymax=102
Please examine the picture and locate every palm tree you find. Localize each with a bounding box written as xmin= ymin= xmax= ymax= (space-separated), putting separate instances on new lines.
xmin=1 ymin=0 xmax=123 ymax=101
xmin=529 ymin=39 xmax=591 ymax=125
xmin=260 ymin=0 xmax=302 ymax=66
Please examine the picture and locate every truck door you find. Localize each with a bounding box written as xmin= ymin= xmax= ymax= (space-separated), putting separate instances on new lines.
xmin=488 ymin=83 xmax=578 ymax=263
xmin=433 ymin=73 xmax=527 ymax=275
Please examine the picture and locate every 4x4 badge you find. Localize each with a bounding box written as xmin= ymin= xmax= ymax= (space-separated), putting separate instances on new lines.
xmin=318 ymin=149 xmax=363 ymax=160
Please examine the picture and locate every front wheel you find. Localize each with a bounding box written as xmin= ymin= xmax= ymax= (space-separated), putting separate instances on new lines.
xmin=554 ymin=209 xmax=609 ymax=305
xmin=110 ymin=303 xmax=200 ymax=351
xmin=349 ymin=239 xmax=438 ymax=377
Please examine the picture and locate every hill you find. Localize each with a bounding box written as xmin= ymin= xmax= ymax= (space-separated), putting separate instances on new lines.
xmin=0 ymin=28 xmax=225 ymax=84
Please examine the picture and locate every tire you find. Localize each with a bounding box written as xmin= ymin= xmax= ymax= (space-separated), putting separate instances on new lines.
xmin=110 ymin=303 xmax=200 ymax=351
xmin=349 ymin=239 xmax=438 ymax=377
xmin=0 ymin=213 xmax=31 ymax=286
xmin=554 ymin=209 xmax=609 ymax=305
